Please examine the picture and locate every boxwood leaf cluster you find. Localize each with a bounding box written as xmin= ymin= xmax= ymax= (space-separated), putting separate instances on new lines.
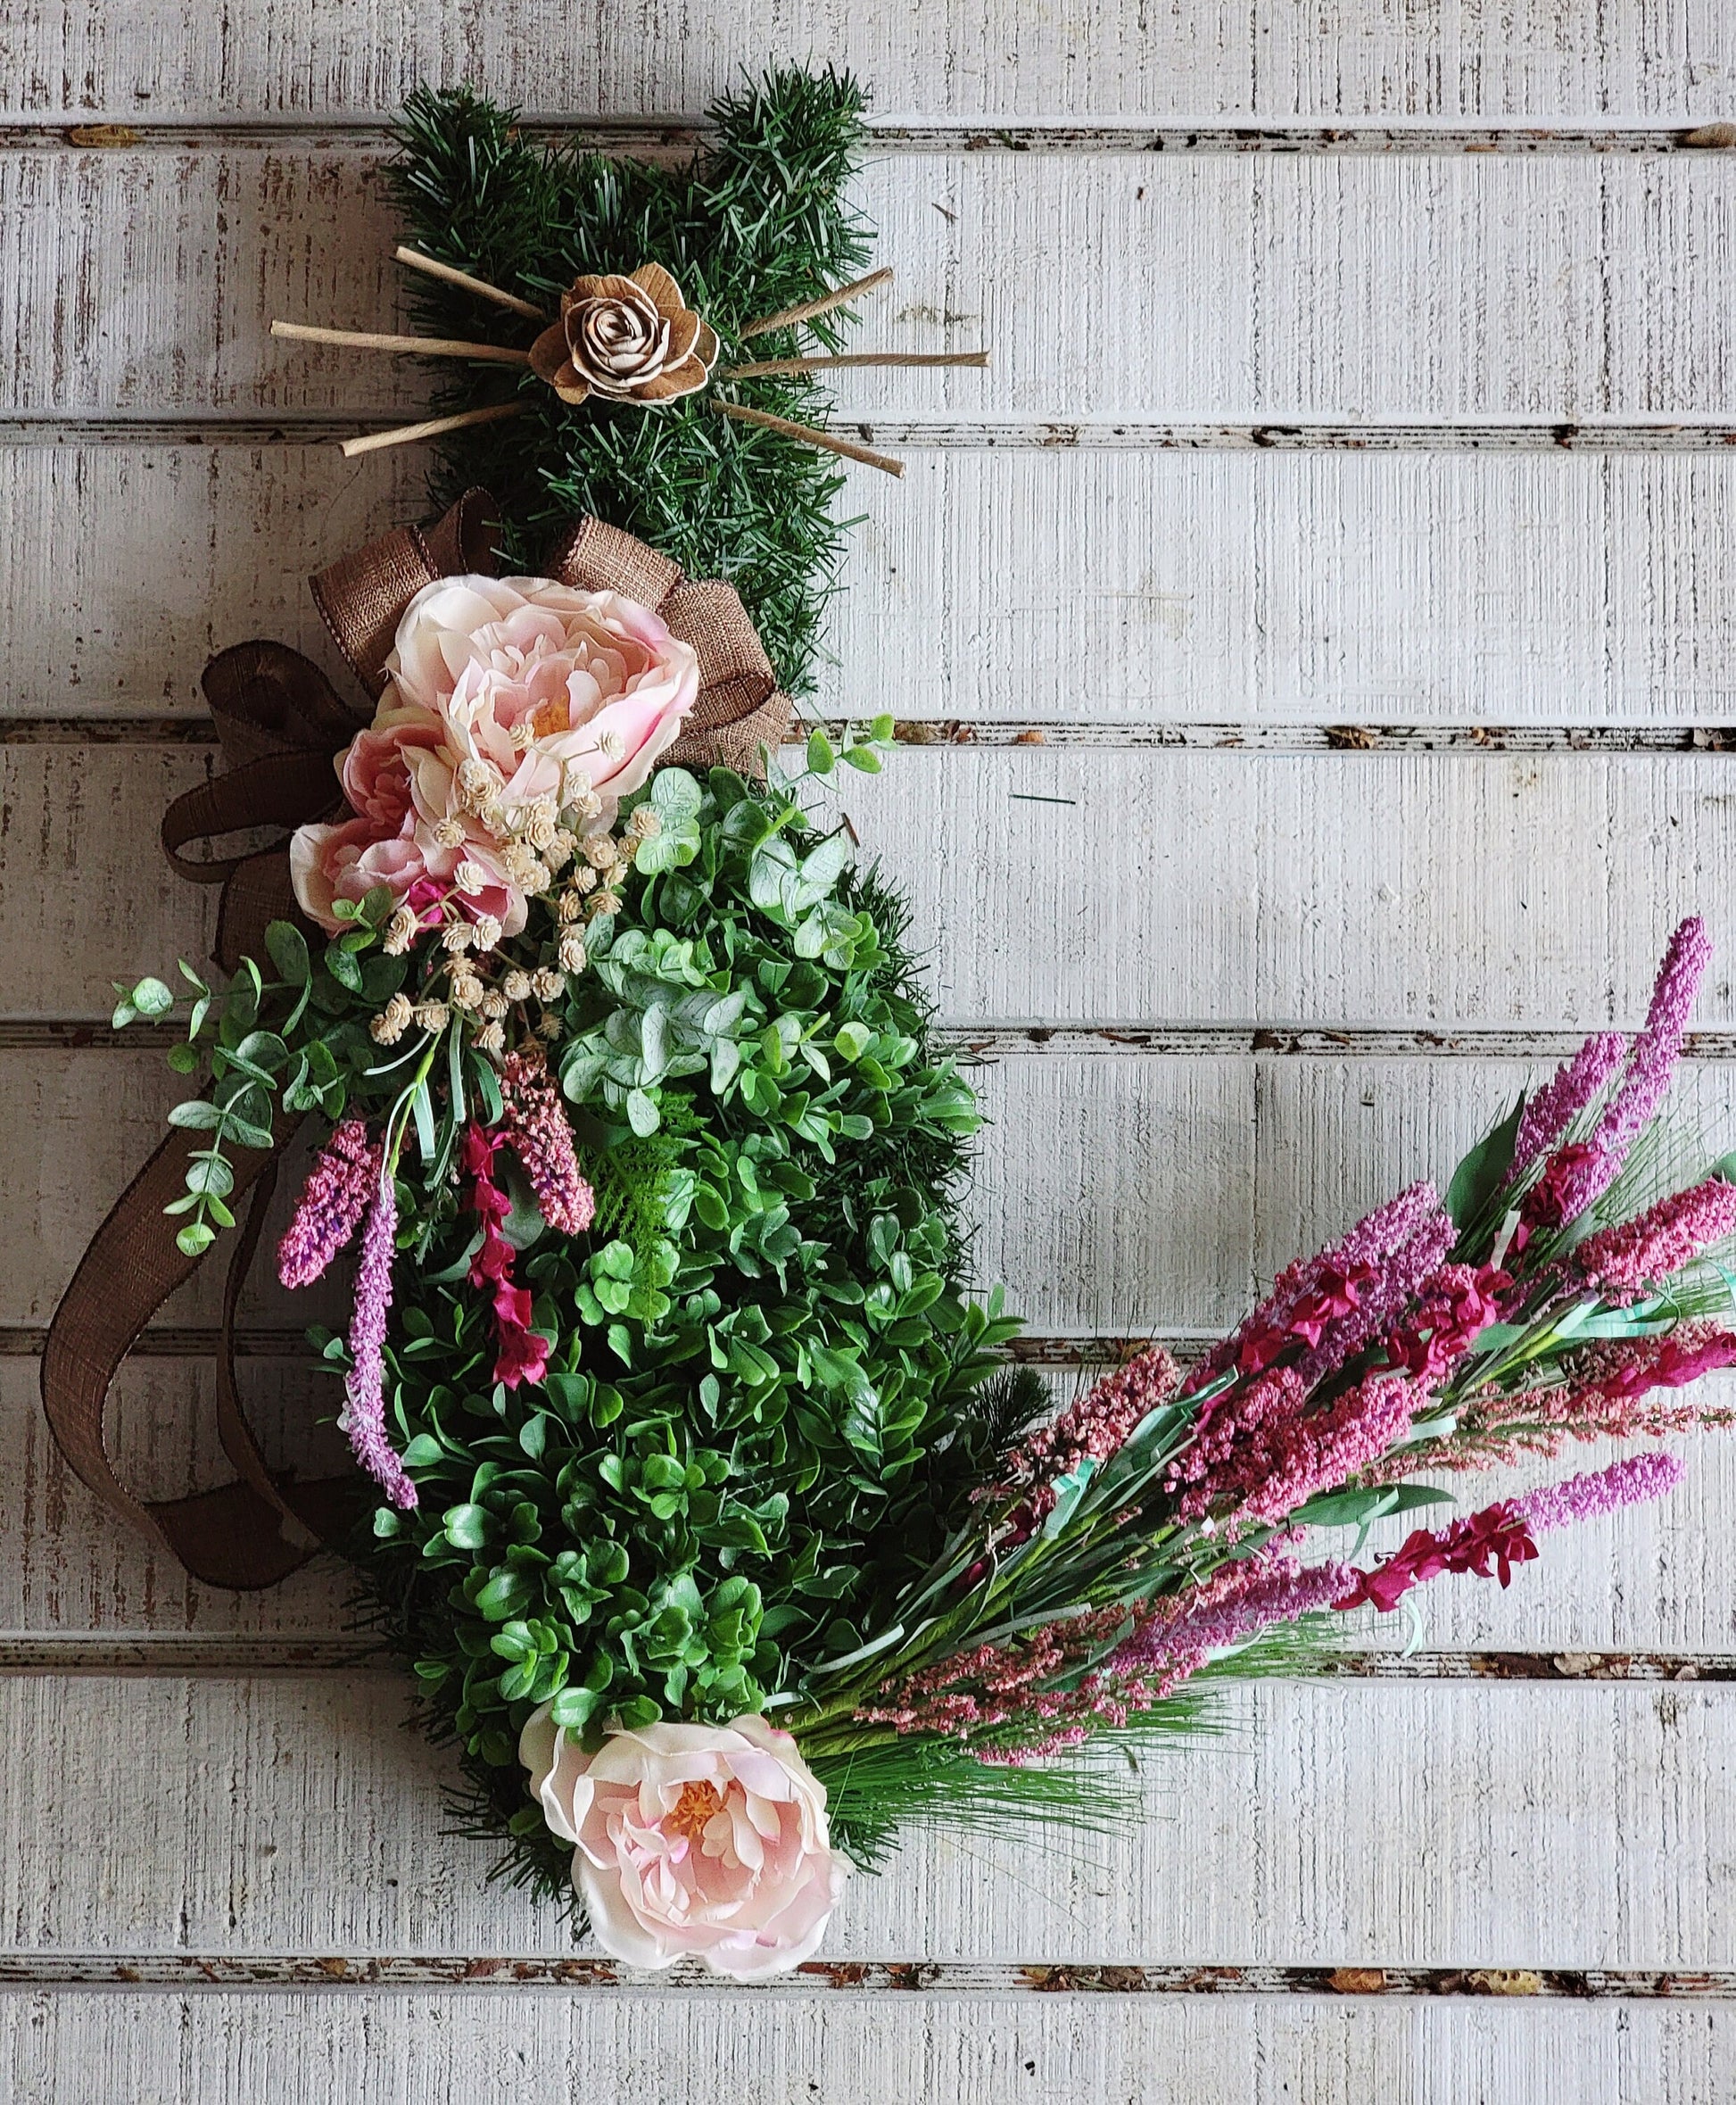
xmin=349 ymin=767 xmax=1021 ymax=1874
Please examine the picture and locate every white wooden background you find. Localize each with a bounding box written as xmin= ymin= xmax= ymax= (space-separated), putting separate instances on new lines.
xmin=4 ymin=4 xmax=1736 ymax=2098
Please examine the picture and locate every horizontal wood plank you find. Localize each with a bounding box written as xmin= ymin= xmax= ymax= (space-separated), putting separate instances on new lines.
xmin=0 ymin=1674 xmax=1731 ymax=1965
xmin=2 ymin=0 xmax=1730 ymax=122
xmin=0 ymin=1048 xmax=1257 ymax=1332
xmin=15 ymin=444 xmax=1736 ymax=729
xmin=5 ymin=1991 xmax=1736 ymax=2104
xmin=8 ymin=151 xmax=1736 ymax=420
xmin=8 ymin=1351 xmax=1736 ymax=1651
xmin=8 ymin=743 xmax=1736 ymax=1030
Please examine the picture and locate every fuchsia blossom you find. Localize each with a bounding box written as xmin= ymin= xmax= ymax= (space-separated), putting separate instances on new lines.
xmin=277 ymin=1117 xmax=381 ymax=1288
xmin=1579 ymin=1323 xmax=1736 ymax=1402
xmin=1507 ymin=1032 xmax=1627 ymax=1186
xmin=462 ymin=1122 xmax=550 ymax=1389
xmin=1336 ymin=1454 xmax=1685 ymax=1615
xmin=1382 ymin=1262 xmax=1509 ymax=1382
xmin=1186 ymin=1181 xmax=1447 ymax=1396
xmin=1335 ymin=1502 xmax=1537 ymax=1613
xmin=1289 ymin=1208 xmax=1457 ymax=1389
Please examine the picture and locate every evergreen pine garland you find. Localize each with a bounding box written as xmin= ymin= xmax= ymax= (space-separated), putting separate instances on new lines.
xmin=389 ymin=69 xmax=875 ymax=694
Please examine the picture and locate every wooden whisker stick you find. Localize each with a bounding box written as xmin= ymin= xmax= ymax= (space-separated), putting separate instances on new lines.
xmin=723 ymin=349 xmax=990 ymax=380
xmin=711 ymin=399 xmax=903 ymax=477
xmin=339 ymin=401 xmax=528 ymax=460
xmin=393 ymin=246 xmax=550 ymax=320
xmin=739 ymin=267 xmax=894 ymax=341
xmin=271 ymin=320 xmax=533 ymax=366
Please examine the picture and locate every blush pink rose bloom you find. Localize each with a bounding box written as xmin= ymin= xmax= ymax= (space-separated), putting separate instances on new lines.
xmin=519 ymin=1707 xmax=847 ymax=1977
xmin=290 ymin=575 xmax=699 ymax=936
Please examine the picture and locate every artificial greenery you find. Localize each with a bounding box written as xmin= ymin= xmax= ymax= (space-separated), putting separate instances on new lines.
xmin=390 ymin=69 xmax=875 ymax=696
xmin=335 ymin=750 xmax=1023 ymax=1881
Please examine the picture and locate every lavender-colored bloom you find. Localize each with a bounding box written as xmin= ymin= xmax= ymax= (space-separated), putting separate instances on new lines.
xmin=1190 ymin=1181 xmax=1447 ymax=1394
xmin=1513 ymin=1451 xmax=1685 ymax=1535
xmin=1290 ymin=1207 xmax=1457 ymax=1390
xmin=1550 ymin=918 xmax=1711 ymax=1222
xmin=340 ymin=1176 xmax=417 ymax=1512
xmin=1507 ymin=1032 xmax=1627 ymax=1185
xmin=1112 ymin=1559 xmax=1353 ymax=1675
xmin=277 ymin=1117 xmax=379 ymax=1289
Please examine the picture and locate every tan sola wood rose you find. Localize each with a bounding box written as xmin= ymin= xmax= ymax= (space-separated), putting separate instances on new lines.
xmin=529 ymin=263 xmax=719 ymax=406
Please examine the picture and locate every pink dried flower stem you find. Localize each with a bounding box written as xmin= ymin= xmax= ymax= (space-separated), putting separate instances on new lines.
xmin=1109 ymin=1554 xmax=1353 ymax=1674
xmin=500 ymin=1048 xmax=595 ymax=1234
xmin=1339 ymin=1454 xmax=1683 ymax=1616
xmin=1506 ymin=1032 xmax=1627 ymax=1186
xmin=1527 ymin=917 xmax=1711 ymax=1228
xmin=980 ymin=1347 xmax=1178 ymax=1541
xmin=277 ymin=1116 xmax=381 ymax=1288
xmin=1167 ymin=1370 xmax=1420 ymax=1525
xmin=1511 ymin=1450 xmax=1686 ymax=1533
xmin=1570 ymin=1176 xmax=1736 ymax=1300
xmin=339 ymin=1172 xmax=417 ymax=1512
xmin=1185 ymin=1181 xmax=1447 ymax=1396
xmin=1358 ymin=1322 xmax=1736 ymax=1479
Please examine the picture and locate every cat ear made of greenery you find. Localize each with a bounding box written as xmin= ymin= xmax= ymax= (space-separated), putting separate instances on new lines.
xmin=387 ymin=70 xmax=875 ymax=697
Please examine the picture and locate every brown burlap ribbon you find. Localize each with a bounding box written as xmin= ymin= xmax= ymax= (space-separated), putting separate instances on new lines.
xmin=41 ymin=490 xmax=794 ymax=1589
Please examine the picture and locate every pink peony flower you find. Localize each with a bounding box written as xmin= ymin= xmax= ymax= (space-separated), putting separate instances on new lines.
xmin=520 ymin=1709 xmax=847 ymax=1977
xmin=290 ymin=574 xmax=699 ymax=936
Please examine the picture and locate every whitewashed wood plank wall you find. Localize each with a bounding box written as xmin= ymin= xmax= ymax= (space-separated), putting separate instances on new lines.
xmin=3 ymin=4 xmax=1735 ymax=2098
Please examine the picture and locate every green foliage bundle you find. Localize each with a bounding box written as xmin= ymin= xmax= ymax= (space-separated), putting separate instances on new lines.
xmin=346 ymin=753 xmax=1023 ymax=1880
xmin=390 ymin=69 xmax=874 ymax=694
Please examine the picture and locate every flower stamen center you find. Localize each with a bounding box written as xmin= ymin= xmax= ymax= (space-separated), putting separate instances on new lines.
xmin=666 ymin=1779 xmax=724 ymax=1843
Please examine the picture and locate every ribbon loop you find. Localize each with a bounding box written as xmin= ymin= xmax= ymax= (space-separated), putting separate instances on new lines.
xmin=550 ymin=515 xmax=684 ymax=606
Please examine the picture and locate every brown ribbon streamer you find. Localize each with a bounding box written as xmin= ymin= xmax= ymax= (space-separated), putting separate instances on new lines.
xmin=42 ymin=489 xmax=794 ymax=1589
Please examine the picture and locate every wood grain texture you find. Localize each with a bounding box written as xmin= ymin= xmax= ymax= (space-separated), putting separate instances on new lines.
xmin=9 ymin=742 xmax=1735 ymax=1029
xmin=16 ymin=444 xmax=1736 ymax=729
xmin=6 ymin=1991 xmax=1736 ymax=2104
xmin=3 ymin=0 xmax=1732 ymax=121
xmin=0 ymin=1673 xmax=1732 ymax=1965
xmin=10 ymin=150 xmax=1736 ymax=421
xmin=7 ymin=1346 xmax=1736 ymax=1651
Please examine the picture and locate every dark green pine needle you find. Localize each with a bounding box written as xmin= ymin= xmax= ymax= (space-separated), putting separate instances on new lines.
xmin=386 ymin=68 xmax=875 ymax=698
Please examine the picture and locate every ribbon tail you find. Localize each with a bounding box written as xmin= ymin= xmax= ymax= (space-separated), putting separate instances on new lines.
xmin=40 ymin=1120 xmax=349 ymax=1592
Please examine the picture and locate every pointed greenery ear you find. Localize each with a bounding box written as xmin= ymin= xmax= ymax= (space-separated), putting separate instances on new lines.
xmin=388 ymin=70 xmax=874 ymax=695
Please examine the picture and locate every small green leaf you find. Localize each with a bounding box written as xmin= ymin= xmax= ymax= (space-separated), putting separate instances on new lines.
xmin=1445 ymin=1094 xmax=1526 ymax=1231
xmin=167 ymin=1100 xmax=224 ymax=1131
xmin=175 ymin=1221 xmax=217 ymax=1257
xmin=806 ymin=726 xmax=835 ymax=775
xmin=265 ymin=922 xmax=311 ymax=984
xmin=841 ymin=743 xmax=882 ymax=773
xmin=625 ymin=1087 xmax=660 ymax=1137
xmin=442 ymin=1504 xmax=490 ymax=1550
xmin=130 ymin=976 xmax=174 ymax=1018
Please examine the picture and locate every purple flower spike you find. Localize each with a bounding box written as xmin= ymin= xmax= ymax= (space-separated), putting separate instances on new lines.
xmin=278 ymin=1118 xmax=380 ymax=1289
xmin=340 ymin=1176 xmax=417 ymax=1512
xmin=1514 ymin=1452 xmax=1685 ymax=1535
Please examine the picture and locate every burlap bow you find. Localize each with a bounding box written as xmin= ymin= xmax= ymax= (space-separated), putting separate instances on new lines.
xmin=41 ymin=491 xmax=793 ymax=1589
